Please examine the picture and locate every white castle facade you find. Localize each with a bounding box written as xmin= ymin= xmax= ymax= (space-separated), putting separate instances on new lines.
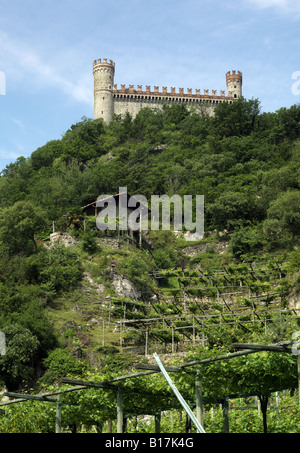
xmin=93 ymin=58 xmax=243 ymax=123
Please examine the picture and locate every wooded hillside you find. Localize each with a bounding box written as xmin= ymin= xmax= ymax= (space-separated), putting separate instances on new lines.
xmin=0 ymin=98 xmax=299 ymax=433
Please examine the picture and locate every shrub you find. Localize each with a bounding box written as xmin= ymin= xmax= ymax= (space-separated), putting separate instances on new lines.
xmin=41 ymin=245 xmax=83 ymax=295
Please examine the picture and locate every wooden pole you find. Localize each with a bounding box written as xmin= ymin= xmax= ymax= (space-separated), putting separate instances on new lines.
xmin=172 ymin=326 xmax=174 ymax=353
xmin=153 ymin=353 xmax=205 ymax=433
xmin=192 ymin=316 xmax=195 ymax=345
xmin=222 ymin=398 xmax=229 ymax=433
xmin=145 ymin=328 xmax=148 ymax=356
xmin=298 ymin=354 xmax=300 ymax=406
xmin=195 ymin=371 xmax=204 ymax=427
xmin=116 ymin=386 xmax=123 ymax=434
xmin=139 ymin=219 xmax=142 ymax=248
xmin=155 ymin=412 xmax=161 ymax=433
xmin=55 ymin=396 xmax=62 ymax=433
xmin=96 ymin=423 xmax=103 ymax=433
xmin=108 ymin=297 xmax=111 ymax=324
xmin=232 ymin=343 xmax=293 ymax=353
xmin=102 ymin=320 xmax=105 ymax=347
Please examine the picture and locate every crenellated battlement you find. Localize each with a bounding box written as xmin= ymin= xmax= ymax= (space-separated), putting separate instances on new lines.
xmin=93 ymin=58 xmax=115 ymax=67
xmin=113 ymin=84 xmax=229 ymax=99
xmin=93 ymin=59 xmax=115 ymax=76
xmin=93 ymin=58 xmax=242 ymax=123
xmin=226 ymin=70 xmax=242 ymax=77
xmin=226 ymin=70 xmax=243 ymax=82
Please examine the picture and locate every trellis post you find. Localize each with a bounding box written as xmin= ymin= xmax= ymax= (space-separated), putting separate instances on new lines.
xmin=145 ymin=327 xmax=148 ymax=355
xmin=222 ymin=398 xmax=229 ymax=433
xmin=120 ymin=321 xmax=123 ymax=347
xmin=192 ymin=316 xmax=195 ymax=344
xmin=172 ymin=326 xmax=175 ymax=353
xmin=55 ymin=395 xmax=62 ymax=433
xmin=155 ymin=412 xmax=161 ymax=433
xmin=116 ymin=385 xmax=123 ymax=433
xmin=298 ymin=354 xmax=300 ymax=406
xmin=102 ymin=320 xmax=105 ymax=347
xmin=153 ymin=353 xmax=205 ymax=433
xmin=195 ymin=370 xmax=204 ymax=427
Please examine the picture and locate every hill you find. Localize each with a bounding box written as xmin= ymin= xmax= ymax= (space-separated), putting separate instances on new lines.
xmin=0 ymin=98 xmax=299 ymax=433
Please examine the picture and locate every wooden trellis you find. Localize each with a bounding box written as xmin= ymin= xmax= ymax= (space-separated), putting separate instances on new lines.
xmin=117 ymin=308 xmax=300 ymax=355
xmin=0 ymin=386 xmax=86 ymax=433
xmin=2 ymin=343 xmax=299 ymax=433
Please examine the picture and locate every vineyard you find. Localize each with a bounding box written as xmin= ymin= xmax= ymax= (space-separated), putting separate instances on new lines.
xmin=0 ymin=99 xmax=300 ymax=434
xmin=100 ymin=259 xmax=297 ymax=355
xmin=1 ymin=242 xmax=299 ymax=434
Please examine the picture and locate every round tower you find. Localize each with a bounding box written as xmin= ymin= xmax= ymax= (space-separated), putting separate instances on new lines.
xmin=93 ymin=58 xmax=115 ymax=123
xmin=226 ymin=70 xmax=242 ymax=99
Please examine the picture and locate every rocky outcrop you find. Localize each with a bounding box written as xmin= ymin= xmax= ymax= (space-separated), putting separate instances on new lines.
xmin=49 ymin=232 xmax=77 ymax=247
xmin=111 ymin=273 xmax=141 ymax=300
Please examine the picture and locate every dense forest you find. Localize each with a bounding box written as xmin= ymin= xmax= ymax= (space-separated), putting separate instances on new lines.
xmin=0 ymin=98 xmax=299 ymax=433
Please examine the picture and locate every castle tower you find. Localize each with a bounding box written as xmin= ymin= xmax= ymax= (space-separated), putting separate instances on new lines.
xmin=93 ymin=58 xmax=115 ymax=123
xmin=226 ymin=70 xmax=242 ymax=99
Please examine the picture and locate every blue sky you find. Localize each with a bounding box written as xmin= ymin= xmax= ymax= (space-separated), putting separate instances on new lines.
xmin=0 ymin=0 xmax=300 ymax=171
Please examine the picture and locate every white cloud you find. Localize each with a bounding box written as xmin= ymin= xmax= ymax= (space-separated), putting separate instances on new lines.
xmin=0 ymin=31 xmax=92 ymax=105
xmin=9 ymin=117 xmax=26 ymax=133
xmin=246 ymin=0 xmax=300 ymax=14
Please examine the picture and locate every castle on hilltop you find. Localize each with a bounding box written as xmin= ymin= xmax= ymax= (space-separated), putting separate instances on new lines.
xmin=93 ymin=58 xmax=242 ymax=123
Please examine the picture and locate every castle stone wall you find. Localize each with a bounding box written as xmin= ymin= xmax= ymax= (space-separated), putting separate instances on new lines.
xmin=113 ymin=95 xmax=217 ymax=118
xmin=93 ymin=59 xmax=243 ymax=123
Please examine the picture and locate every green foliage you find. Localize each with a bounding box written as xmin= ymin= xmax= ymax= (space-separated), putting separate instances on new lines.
xmin=152 ymin=246 xmax=178 ymax=269
xmin=119 ymin=250 xmax=155 ymax=297
xmin=267 ymin=190 xmax=300 ymax=238
xmin=230 ymin=225 xmax=263 ymax=257
xmin=31 ymin=140 xmax=63 ymax=171
xmin=0 ymin=98 xmax=299 ymax=432
xmin=39 ymin=348 xmax=86 ymax=385
xmin=0 ymin=324 xmax=40 ymax=389
xmin=0 ymin=201 xmax=47 ymax=255
xmin=40 ymin=244 xmax=83 ymax=295
xmin=212 ymin=97 xmax=261 ymax=138
xmin=81 ymin=230 xmax=98 ymax=254
xmin=0 ymin=98 xmax=298 ymax=246
xmin=207 ymin=191 xmax=256 ymax=231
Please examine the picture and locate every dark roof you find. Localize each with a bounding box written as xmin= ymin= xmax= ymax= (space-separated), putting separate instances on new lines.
xmin=81 ymin=192 xmax=151 ymax=212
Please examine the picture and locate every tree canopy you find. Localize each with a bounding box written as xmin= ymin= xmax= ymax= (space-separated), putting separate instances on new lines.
xmin=0 ymin=98 xmax=299 ymax=433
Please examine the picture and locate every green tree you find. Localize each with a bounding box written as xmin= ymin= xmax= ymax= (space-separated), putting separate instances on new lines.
xmin=30 ymin=140 xmax=63 ymax=171
xmin=40 ymin=348 xmax=86 ymax=385
xmin=230 ymin=225 xmax=263 ymax=257
xmin=207 ymin=191 xmax=256 ymax=231
xmin=211 ymin=98 xmax=261 ymax=138
xmin=41 ymin=244 xmax=83 ymax=296
xmin=0 ymin=324 xmax=40 ymax=390
xmin=267 ymin=190 xmax=300 ymax=239
xmin=0 ymin=201 xmax=47 ymax=255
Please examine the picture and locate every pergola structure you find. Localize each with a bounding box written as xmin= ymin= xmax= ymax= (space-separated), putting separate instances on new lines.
xmin=1 ymin=342 xmax=299 ymax=433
